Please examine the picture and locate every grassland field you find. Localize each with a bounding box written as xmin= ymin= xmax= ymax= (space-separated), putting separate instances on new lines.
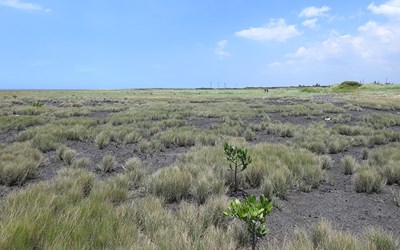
xmin=0 ymin=84 xmax=400 ymax=249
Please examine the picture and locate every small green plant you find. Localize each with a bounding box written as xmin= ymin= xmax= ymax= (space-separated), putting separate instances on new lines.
xmin=224 ymin=142 xmax=252 ymax=191
xmin=32 ymin=101 xmax=43 ymax=107
xmin=224 ymin=195 xmax=273 ymax=250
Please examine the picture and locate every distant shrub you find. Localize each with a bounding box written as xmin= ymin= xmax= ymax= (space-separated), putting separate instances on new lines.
xmin=32 ymin=100 xmax=44 ymax=107
xmin=340 ymin=81 xmax=362 ymax=88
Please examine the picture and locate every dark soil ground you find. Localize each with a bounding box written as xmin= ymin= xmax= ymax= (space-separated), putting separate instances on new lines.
xmin=1 ymin=94 xmax=400 ymax=242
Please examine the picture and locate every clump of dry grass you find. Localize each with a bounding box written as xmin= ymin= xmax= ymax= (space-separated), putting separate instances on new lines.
xmin=320 ymin=155 xmax=332 ymax=170
xmin=267 ymin=219 xmax=398 ymax=250
xmin=98 ymin=155 xmax=115 ymax=173
xmin=71 ymin=157 xmax=92 ymax=169
xmin=244 ymin=128 xmax=256 ymax=141
xmin=146 ymin=166 xmax=191 ymax=202
xmin=355 ymin=166 xmax=386 ymax=193
xmin=342 ymin=155 xmax=357 ymax=175
xmin=94 ymin=131 xmax=110 ymax=149
xmin=124 ymin=157 xmax=147 ymax=187
xmin=0 ymin=142 xmax=43 ymax=186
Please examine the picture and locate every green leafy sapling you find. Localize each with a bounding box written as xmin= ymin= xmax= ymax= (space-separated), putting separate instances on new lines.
xmin=224 ymin=194 xmax=273 ymax=250
xmin=224 ymin=142 xmax=252 ymax=191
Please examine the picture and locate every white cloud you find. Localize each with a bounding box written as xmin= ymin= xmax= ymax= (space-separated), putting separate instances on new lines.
xmin=263 ymin=2 xmax=400 ymax=84
xmin=214 ymin=40 xmax=230 ymax=59
xmin=299 ymin=6 xmax=331 ymax=17
xmin=290 ymin=35 xmax=361 ymax=61
xmin=235 ymin=19 xmax=300 ymax=42
xmin=302 ymin=18 xmax=318 ymax=28
xmin=368 ymin=0 xmax=400 ymax=18
xmin=284 ymin=20 xmax=400 ymax=71
xmin=0 ymin=0 xmax=50 ymax=12
xmin=358 ymin=21 xmax=394 ymax=42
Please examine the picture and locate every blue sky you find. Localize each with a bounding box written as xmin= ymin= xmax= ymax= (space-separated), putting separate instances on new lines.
xmin=0 ymin=0 xmax=399 ymax=89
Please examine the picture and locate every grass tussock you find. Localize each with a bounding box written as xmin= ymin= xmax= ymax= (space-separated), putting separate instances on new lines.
xmin=0 ymin=142 xmax=43 ymax=186
xmin=98 ymin=155 xmax=115 ymax=173
xmin=267 ymin=219 xmax=398 ymax=250
xmin=146 ymin=166 xmax=192 ymax=202
xmin=71 ymin=157 xmax=92 ymax=169
xmin=124 ymin=157 xmax=148 ymax=187
xmin=391 ymin=188 xmax=400 ymax=207
xmin=342 ymin=155 xmax=357 ymax=175
xmin=94 ymin=131 xmax=110 ymax=149
xmin=320 ymin=155 xmax=332 ymax=170
xmin=355 ymin=165 xmax=386 ymax=193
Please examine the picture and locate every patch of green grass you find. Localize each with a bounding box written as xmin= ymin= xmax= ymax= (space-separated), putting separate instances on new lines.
xmin=0 ymin=142 xmax=43 ymax=186
xmin=0 ymin=115 xmax=48 ymax=133
xmin=158 ymin=128 xmax=197 ymax=148
xmin=361 ymin=113 xmax=400 ymax=129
